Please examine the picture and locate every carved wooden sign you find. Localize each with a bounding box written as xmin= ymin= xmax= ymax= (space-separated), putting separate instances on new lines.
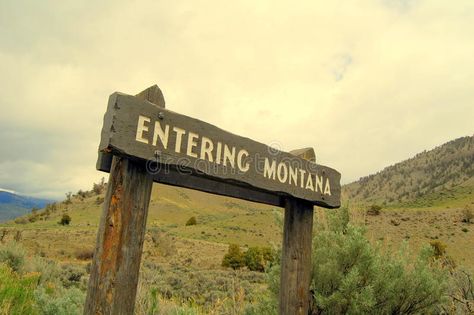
xmin=98 ymin=92 xmax=341 ymax=208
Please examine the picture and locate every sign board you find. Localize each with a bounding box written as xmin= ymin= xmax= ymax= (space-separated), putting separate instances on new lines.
xmin=98 ymin=92 xmax=341 ymax=208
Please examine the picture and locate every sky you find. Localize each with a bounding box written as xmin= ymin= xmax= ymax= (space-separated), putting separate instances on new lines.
xmin=0 ymin=0 xmax=473 ymax=199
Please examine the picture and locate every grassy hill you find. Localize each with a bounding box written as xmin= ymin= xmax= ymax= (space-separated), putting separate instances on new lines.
xmin=343 ymin=135 xmax=474 ymax=208
xmin=1 ymin=135 xmax=473 ymax=270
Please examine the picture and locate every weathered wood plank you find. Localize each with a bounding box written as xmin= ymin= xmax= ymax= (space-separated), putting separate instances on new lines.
xmin=98 ymin=92 xmax=341 ymax=208
xmin=279 ymin=198 xmax=314 ymax=315
xmin=84 ymin=156 xmax=153 ymax=315
xmin=85 ymin=85 xmax=163 ymax=315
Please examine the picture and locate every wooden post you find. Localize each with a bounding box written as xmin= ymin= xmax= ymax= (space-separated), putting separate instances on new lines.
xmin=280 ymin=147 xmax=315 ymax=315
xmin=279 ymin=198 xmax=314 ymax=315
xmin=84 ymin=85 xmax=164 ymax=315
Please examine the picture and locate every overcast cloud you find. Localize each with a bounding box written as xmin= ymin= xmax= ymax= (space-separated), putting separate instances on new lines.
xmin=0 ymin=0 xmax=473 ymax=199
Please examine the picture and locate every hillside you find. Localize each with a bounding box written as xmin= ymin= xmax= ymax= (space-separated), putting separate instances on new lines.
xmin=343 ymin=135 xmax=474 ymax=208
xmin=0 ymin=191 xmax=53 ymax=222
xmin=1 ymin=135 xmax=473 ymax=270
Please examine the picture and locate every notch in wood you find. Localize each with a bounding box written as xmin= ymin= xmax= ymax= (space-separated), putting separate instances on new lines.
xmin=97 ymin=84 xmax=166 ymax=172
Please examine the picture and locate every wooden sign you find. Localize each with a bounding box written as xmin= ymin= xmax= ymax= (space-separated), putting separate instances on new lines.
xmin=98 ymin=92 xmax=341 ymax=208
xmin=86 ymin=85 xmax=342 ymax=315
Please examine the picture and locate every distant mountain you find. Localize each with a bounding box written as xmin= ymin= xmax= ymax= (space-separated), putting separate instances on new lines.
xmin=0 ymin=191 xmax=54 ymax=222
xmin=343 ymin=135 xmax=474 ymax=208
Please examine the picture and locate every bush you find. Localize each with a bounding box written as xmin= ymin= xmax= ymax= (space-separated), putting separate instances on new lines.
xmin=366 ymin=204 xmax=382 ymax=216
xmin=429 ymin=240 xmax=447 ymax=258
xmin=0 ymin=241 xmax=26 ymax=272
xmin=59 ymin=214 xmax=71 ymax=226
xmin=261 ymin=207 xmax=448 ymax=314
xmin=222 ymin=244 xmax=245 ymax=270
xmin=462 ymin=206 xmax=473 ymax=223
xmin=185 ymin=216 xmax=197 ymax=226
xmin=75 ymin=248 xmax=94 ymax=261
xmin=95 ymin=196 xmax=104 ymax=205
xmin=92 ymin=178 xmax=106 ymax=195
xmin=244 ymin=247 xmax=274 ymax=272
xmin=14 ymin=217 xmax=28 ymax=224
xmin=77 ymin=190 xmax=87 ymax=199
xmin=35 ymin=285 xmax=85 ymax=315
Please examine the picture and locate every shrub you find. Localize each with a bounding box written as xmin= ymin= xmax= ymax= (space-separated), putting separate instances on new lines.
xmin=429 ymin=240 xmax=447 ymax=258
xmin=0 ymin=229 xmax=8 ymax=242
xmin=77 ymin=190 xmax=88 ymax=199
xmin=75 ymin=248 xmax=94 ymax=261
xmin=64 ymin=192 xmax=72 ymax=205
xmin=366 ymin=204 xmax=382 ymax=216
xmin=150 ymin=229 xmax=177 ymax=257
xmin=0 ymin=241 xmax=26 ymax=272
xmin=14 ymin=230 xmax=22 ymax=242
xmin=462 ymin=207 xmax=473 ymax=223
xmin=95 ymin=196 xmax=104 ymax=205
xmin=461 ymin=227 xmax=468 ymax=233
xmin=244 ymin=247 xmax=274 ymax=272
xmin=185 ymin=216 xmax=197 ymax=226
xmin=263 ymin=207 xmax=448 ymax=314
xmin=35 ymin=285 xmax=85 ymax=315
xmin=222 ymin=244 xmax=245 ymax=270
xmin=14 ymin=217 xmax=28 ymax=224
xmin=92 ymin=178 xmax=106 ymax=195
xmin=59 ymin=214 xmax=71 ymax=226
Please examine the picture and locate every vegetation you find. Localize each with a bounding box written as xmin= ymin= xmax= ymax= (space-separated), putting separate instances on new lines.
xmin=462 ymin=206 xmax=473 ymax=223
xmin=222 ymin=244 xmax=245 ymax=270
xmin=0 ymin=241 xmax=86 ymax=314
xmin=0 ymin=263 xmax=38 ymax=314
xmin=344 ymin=135 xmax=474 ymax=207
xmin=59 ymin=214 xmax=71 ymax=226
xmin=1 ymin=135 xmax=473 ymax=313
xmin=366 ymin=204 xmax=382 ymax=215
xmin=185 ymin=216 xmax=197 ymax=226
xmin=243 ymin=247 xmax=274 ymax=272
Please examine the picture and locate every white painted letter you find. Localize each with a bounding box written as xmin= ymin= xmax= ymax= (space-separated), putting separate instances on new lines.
xmin=223 ymin=145 xmax=236 ymax=168
xmin=299 ymin=169 xmax=306 ymax=188
xmin=277 ymin=162 xmax=288 ymax=183
xmin=135 ymin=115 xmax=150 ymax=144
xmin=324 ymin=179 xmax=332 ymax=195
xmin=186 ymin=132 xmax=199 ymax=158
xmin=305 ymin=175 xmax=314 ymax=191
xmin=173 ymin=127 xmax=186 ymax=153
xmin=289 ymin=165 xmax=298 ymax=186
xmin=264 ymin=158 xmax=276 ymax=180
xmin=237 ymin=149 xmax=250 ymax=172
xmin=200 ymin=137 xmax=214 ymax=162
xmin=152 ymin=122 xmax=169 ymax=148
xmin=215 ymin=142 xmax=222 ymax=164
xmin=315 ymin=175 xmax=323 ymax=192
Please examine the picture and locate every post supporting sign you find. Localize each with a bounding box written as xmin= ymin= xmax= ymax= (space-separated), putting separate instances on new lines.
xmin=85 ymin=85 xmax=341 ymax=315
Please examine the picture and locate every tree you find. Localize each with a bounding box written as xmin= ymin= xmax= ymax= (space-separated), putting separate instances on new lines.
xmin=59 ymin=214 xmax=71 ymax=226
xmin=244 ymin=247 xmax=274 ymax=272
xmin=222 ymin=244 xmax=244 ymax=270
xmin=64 ymin=192 xmax=72 ymax=205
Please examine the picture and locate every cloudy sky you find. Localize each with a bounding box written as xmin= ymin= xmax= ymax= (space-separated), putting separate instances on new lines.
xmin=0 ymin=0 xmax=473 ymax=199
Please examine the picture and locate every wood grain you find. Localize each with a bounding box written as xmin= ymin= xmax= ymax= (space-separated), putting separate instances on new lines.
xmin=85 ymin=86 xmax=163 ymax=315
xmin=279 ymin=198 xmax=314 ymax=315
xmin=84 ymin=156 xmax=153 ymax=315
